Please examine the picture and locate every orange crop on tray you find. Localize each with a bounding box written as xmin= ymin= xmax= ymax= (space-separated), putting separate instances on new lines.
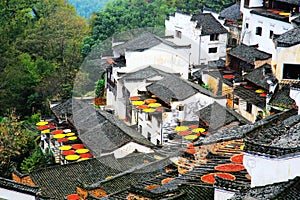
xmin=230 ymin=154 xmax=244 ymax=164
xmin=215 ymin=163 xmax=245 ymax=172
xmin=201 ymin=173 xmax=235 ymax=184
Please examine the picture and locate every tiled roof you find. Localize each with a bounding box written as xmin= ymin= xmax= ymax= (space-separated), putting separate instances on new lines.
xmin=0 ymin=177 xmax=40 ymax=196
xmin=244 ymin=64 xmax=277 ymax=90
xmin=191 ymin=13 xmax=228 ymax=35
xmin=250 ymin=9 xmax=290 ymax=22
xmin=269 ymin=84 xmax=295 ymax=109
xmin=194 ymin=123 xmax=255 ymax=146
xmin=113 ymin=32 xmax=190 ymax=55
xmin=228 ymin=44 xmax=271 ymax=64
xmin=276 ymin=27 xmax=300 ymax=47
xmin=276 ymin=0 xmax=300 ymax=6
xmin=119 ymin=65 xmax=178 ymax=83
xmin=146 ymin=75 xmax=198 ymax=103
xmin=147 ymin=75 xmax=223 ymax=104
xmin=292 ymin=16 xmax=300 ymax=25
xmin=230 ymin=176 xmax=300 ymax=200
xmin=195 ymin=102 xmax=250 ymax=130
xmin=233 ymin=85 xmax=266 ymax=108
xmin=87 ymin=159 xmax=172 ymax=195
xmin=244 ymin=110 xmax=300 ymax=157
xmin=29 ymin=158 xmax=121 ymax=199
xmin=51 ymin=99 xmax=72 ymax=121
xmin=79 ymin=110 xmax=153 ymax=155
xmin=219 ymin=3 xmax=241 ymax=21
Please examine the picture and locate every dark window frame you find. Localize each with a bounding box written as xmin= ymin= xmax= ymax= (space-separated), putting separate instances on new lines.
xmin=256 ymin=27 xmax=262 ymax=36
xmin=208 ymin=47 xmax=218 ymax=53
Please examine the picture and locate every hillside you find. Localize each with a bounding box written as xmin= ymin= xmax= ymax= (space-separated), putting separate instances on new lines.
xmin=68 ymin=0 xmax=109 ymax=18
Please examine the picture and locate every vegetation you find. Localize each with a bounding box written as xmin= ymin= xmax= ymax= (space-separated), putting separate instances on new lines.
xmin=68 ymin=0 xmax=109 ymax=18
xmin=0 ymin=115 xmax=37 ymax=178
xmin=0 ymin=0 xmax=88 ymax=117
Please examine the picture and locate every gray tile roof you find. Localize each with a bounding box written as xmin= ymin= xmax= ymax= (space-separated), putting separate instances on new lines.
xmin=29 ymin=158 xmax=121 ymax=199
xmin=230 ymin=176 xmax=300 ymax=200
xmin=119 ymin=65 xmax=179 ymax=83
xmin=276 ymin=27 xmax=300 ymax=47
xmin=146 ymin=75 xmax=222 ymax=104
xmin=292 ymin=16 xmax=300 ymax=25
xmin=233 ymin=85 xmax=266 ymax=108
xmin=195 ymin=102 xmax=250 ymax=130
xmin=79 ymin=110 xmax=153 ymax=155
xmin=113 ymin=32 xmax=190 ymax=55
xmin=269 ymin=84 xmax=295 ymax=109
xmin=276 ymin=0 xmax=300 ymax=6
xmin=244 ymin=110 xmax=300 ymax=157
xmin=87 ymin=159 xmax=172 ymax=195
xmin=0 ymin=177 xmax=40 ymax=196
xmin=228 ymin=44 xmax=272 ymax=64
xmin=146 ymin=75 xmax=198 ymax=103
xmin=244 ymin=64 xmax=277 ymax=90
xmin=219 ymin=3 xmax=241 ymax=21
xmin=191 ymin=13 xmax=228 ymax=35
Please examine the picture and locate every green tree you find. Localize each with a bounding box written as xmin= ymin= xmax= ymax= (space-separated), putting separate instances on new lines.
xmin=20 ymin=147 xmax=54 ymax=173
xmin=0 ymin=115 xmax=36 ymax=178
xmin=0 ymin=0 xmax=88 ymax=117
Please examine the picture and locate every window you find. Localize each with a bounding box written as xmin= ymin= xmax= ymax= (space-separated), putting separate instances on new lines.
xmin=208 ymin=47 xmax=217 ymax=53
xmin=269 ymin=30 xmax=274 ymax=39
xmin=234 ymin=97 xmax=239 ymax=105
xmin=256 ymin=27 xmax=262 ymax=36
xmin=244 ymin=0 xmax=250 ymax=7
xmin=245 ymin=23 xmax=249 ymax=29
xmin=246 ymin=102 xmax=252 ymax=113
xmin=156 ymin=139 xmax=160 ymax=145
xmin=283 ymin=63 xmax=300 ymax=79
xmin=147 ymin=114 xmax=152 ymax=121
xmin=147 ymin=132 xmax=151 ymax=141
xmin=210 ymin=33 xmax=219 ymax=41
xmin=175 ymin=30 xmax=182 ymax=38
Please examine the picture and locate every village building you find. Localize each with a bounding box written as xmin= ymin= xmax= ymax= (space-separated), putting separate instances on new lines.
xmin=165 ymin=12 xmax=228 ymax=66
xmin=240 ymin=0 xmax=300 ymax=54
xmin=0 ymin=177 xmax=41 ymax=200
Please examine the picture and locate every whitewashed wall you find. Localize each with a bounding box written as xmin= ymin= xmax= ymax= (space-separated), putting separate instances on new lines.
xmin=113 ymin=142 xmax=154 ymax=159
xmin=244 ymin=153 xmax=300 ymax=187
xmin=0 ymin=188 xmax=35 ymax=200
xmin=125 ymin=43 xmax=190 ymax=79
xmin=240 ymin=1 xmax=294 ymax=54
xmin=214 ymin=188 xmax=235 ymax=200
xmin=274 ymin=44 xmax=300 ymax=81
xmin=165 ymin=12 xmax=227 ymax=65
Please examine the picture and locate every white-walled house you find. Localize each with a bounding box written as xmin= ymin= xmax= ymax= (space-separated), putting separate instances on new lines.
xmin=112 ymin=32 xmax=191 ymax=79
xmin=165 ymin=12 xmax=228 ymax=65
xmin=137 ymin=75 xmax=226 ymax=145
xmin=107 ymin=65 xmax=178 ymax=123
xmin=0 ymin=177 xmax=40 ymax=200
xmin=240 ymin=0 xmax=299 ymax=54
xmin=243 ymin=114 xmax=300 ymax=187
xmin=272 ymin=27 xmax=300 ymax=81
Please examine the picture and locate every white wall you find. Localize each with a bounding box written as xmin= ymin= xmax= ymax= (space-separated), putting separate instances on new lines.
xmin=113 ymin=142 xmax=154 ymax=159
xmin=125 ymin=43 xmax=190 ymax=79
xmin=0 ymin=188 xmax=35 ymax=200
xmin=165 ymin=12 xmax=227 ymax=65
xmin=241 ymin=3 xmax=294 ymax=54
xmin=274 ymin=44 xmax=300 ymax=81
xmin=244 ymin=153 xmax=300 ymax=187
xmin=138 ymin=111 xmax=162 ymax=145
xmin=178 ymin=93 xmax=226 ymax=121
xmin=214 ymin=188 xmax=235 ymax=200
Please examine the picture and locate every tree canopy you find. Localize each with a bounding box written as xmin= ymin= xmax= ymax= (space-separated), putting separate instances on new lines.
xmin=0 ymin=0 xmax=88 ymax=117
xmin=68 ymin=0 xmax=109 ymax=18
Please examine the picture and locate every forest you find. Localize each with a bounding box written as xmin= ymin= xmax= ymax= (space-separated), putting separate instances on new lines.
xmin=0 ymin=0 xmax=235 ymax=177
xmin=68 ymin=0 xmax=109 ymax=18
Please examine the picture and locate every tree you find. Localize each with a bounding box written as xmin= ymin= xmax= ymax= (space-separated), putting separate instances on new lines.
xmin=0 ymin=115 xmax=36 ymax=178
xmin=0 ymin=0 xmax=88 ymax=117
